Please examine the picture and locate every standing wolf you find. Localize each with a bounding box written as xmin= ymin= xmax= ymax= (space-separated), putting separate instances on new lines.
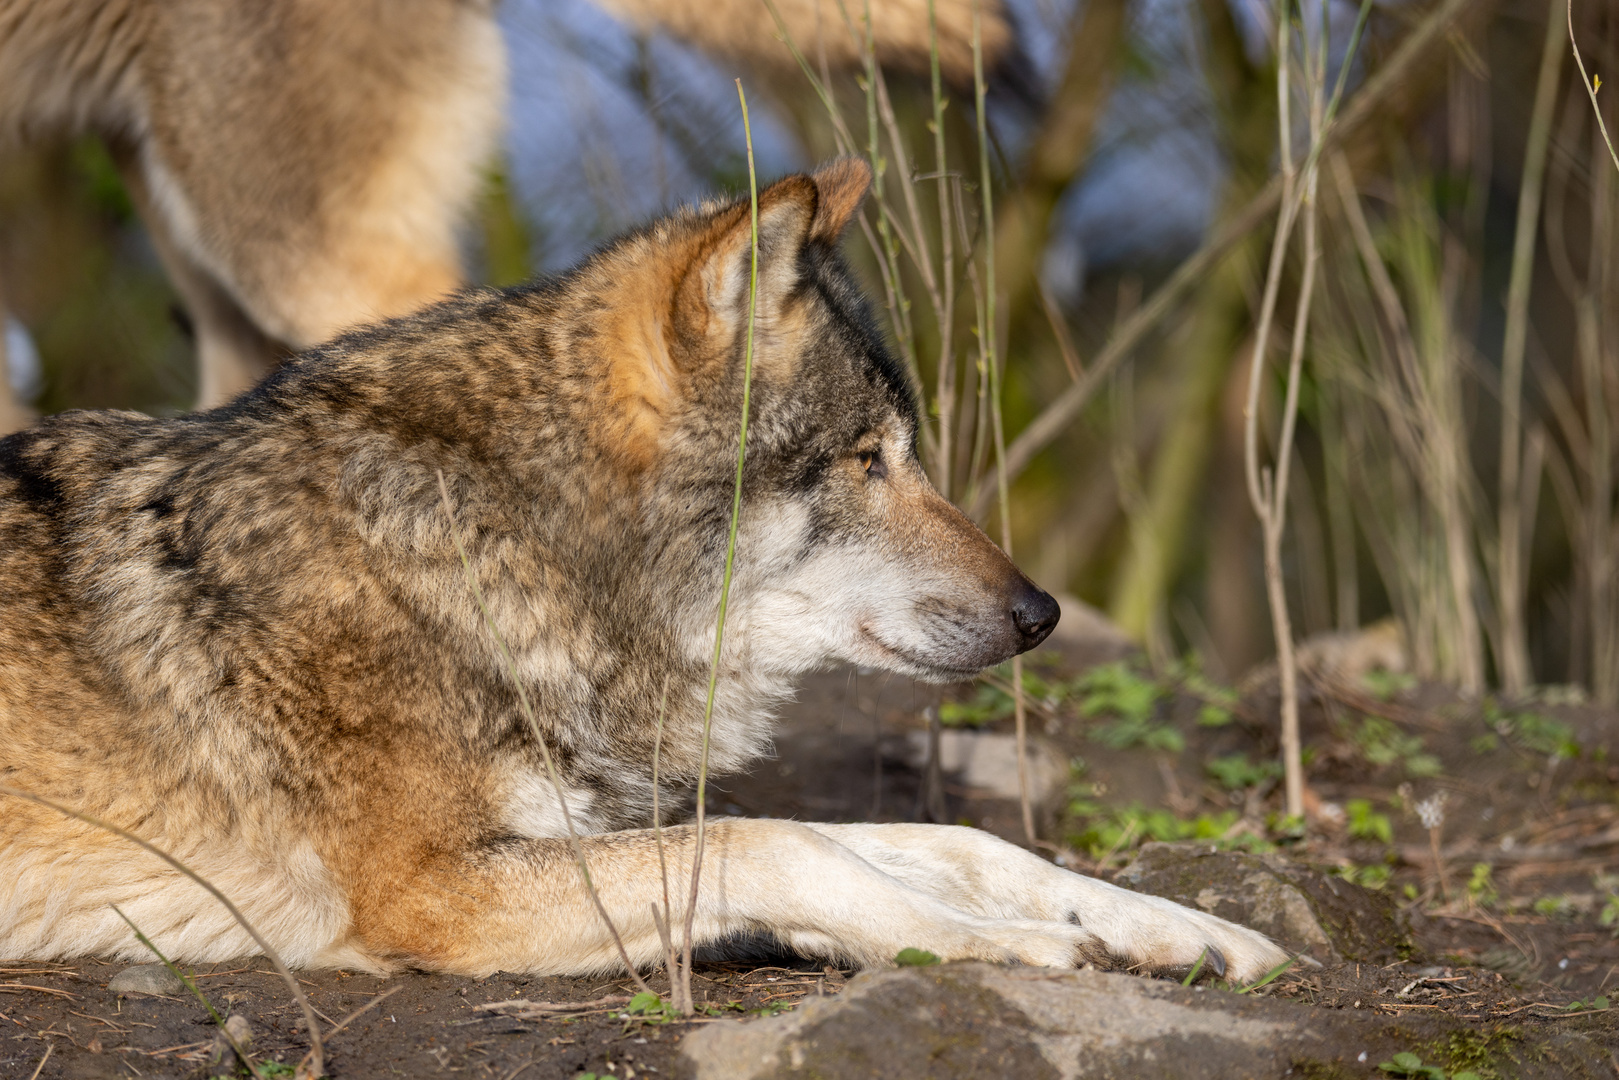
xmin=0 ymin=0 xmax=1011 ymax=433
xmin=0 ymin=160 xmax=1287 ymax=981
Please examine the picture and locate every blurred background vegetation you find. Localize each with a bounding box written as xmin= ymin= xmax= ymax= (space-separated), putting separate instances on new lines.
xmin=3 ymin=0 xmax=1616 ymax=705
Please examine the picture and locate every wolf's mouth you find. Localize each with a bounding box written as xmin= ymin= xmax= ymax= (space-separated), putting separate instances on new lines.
xmin=859 ymin=628 xmax=984 ymax=682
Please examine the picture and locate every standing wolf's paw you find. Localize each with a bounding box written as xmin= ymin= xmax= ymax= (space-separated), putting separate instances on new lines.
xmin=1053 ymin=879 xmax=1289 ymax=984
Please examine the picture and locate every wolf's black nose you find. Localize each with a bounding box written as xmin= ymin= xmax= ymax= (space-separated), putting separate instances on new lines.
xmin=1011 ymin=586 xmax=1061 ymax=651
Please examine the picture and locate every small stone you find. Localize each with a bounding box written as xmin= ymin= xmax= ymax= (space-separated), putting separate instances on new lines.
xmin=108 ymin=962 xmax=186 ymax=998
xmin=212 ymin=1014 xmax=254 ymax=1068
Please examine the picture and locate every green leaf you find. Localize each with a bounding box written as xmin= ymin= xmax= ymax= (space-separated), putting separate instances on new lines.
xmin=1181 ymin=948 xmax=1209 ymax=986
xmin=1236 ymin=955 xmax=1295 ymax=994
xmin=894 ymin=948 xmax=941 ymax=967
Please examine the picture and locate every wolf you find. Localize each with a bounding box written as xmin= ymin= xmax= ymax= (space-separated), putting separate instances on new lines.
xmin=0 ymin=158 xmax=1288 ymax=982
xmin=0 ymin=0 xmax=1010 ymax=435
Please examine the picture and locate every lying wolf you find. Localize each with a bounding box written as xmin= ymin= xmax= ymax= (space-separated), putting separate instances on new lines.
xmin=0 ymin=159 xmax=1287 ymax=982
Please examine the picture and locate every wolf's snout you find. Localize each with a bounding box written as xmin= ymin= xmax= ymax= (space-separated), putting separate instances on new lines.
xmin=1010 ymin=584 xmax=1060 ymax=652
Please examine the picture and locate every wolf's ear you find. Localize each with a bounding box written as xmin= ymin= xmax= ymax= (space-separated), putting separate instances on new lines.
xmin=673 ymin=160 xmax=870 ymax=361
xmin=808 ymin=157 xmax=872 ymax=245
xmin=672 ymin=173 xmax=816 ymax=357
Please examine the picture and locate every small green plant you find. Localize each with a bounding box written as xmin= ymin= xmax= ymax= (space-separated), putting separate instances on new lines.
xmin=575 ymin=1073 xmax=618 ymax=1080
xmin=1090 ymin=714 xmax=1185 ymax=752
xmin=1234 ymin=955 xmax=1295 ymax=994
xmin=1532 ymin=895 xmax=1575 ymax=920
xmin=1074 ymin=662 xmax=1165 ymax=725
xmin=1466 ymin=863 xmax=1497 ymax=908
xmin=1076 ymin=663 xmax=1183 ymax=751
xmin=895 ymin=948 xmax=941 ymax=967
xmin=1334 ymin=863 xmax=1392 ymax=889
xmin=1598 ymin=893 xmax=1619 ymax=934
xmin=940 ymin=683 xmax=1015 ymax=727
xmin=1181 ymin=948 xmax=1211 ymax=985
xmin=1483 ymin=702 xmax=1579 ymax=759
xmin=1206 ymin=753 xmax=1282 ymax=791
xmin=1362 ymin=669 xmax=1418 ymax=700
xmin=1266 ymin=812 xmax=1307 ymax=842
xmin=1064 ymin=802 xmax=1265 ymax=860
xmin=1346 ymin=798 xmax=1394 ymax=844
xmin=622 ymin=991 xmax=677 ymax=1024
xmin=1175 ymin=662 xmax=1240 ymax=727
xmin=1352 ymin=717 xmax=1441 ymax=777
xmin=1565 ymin=995 xmax=1610 ymax=1011
xmin=1377 ymin=1051 xmax=1481 ymax=1079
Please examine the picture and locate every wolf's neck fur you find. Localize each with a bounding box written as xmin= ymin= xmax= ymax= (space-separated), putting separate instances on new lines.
xmin=247 ymin=286 xmax=795 ymax=824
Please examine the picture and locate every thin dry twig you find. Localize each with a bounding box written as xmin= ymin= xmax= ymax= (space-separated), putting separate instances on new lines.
xmin=967 ymin=0 xmax=1036 ymax=849
xmin=1567 ymin=0 xmax=1619 ymax=176
xmin=678 ymin=78 xmax=765 ymax=1016
xmin=319 ymin=985 xmax=402 ymax=1040
xmin=474 ymin=994 xmax=632 ymax=1017
xmin=0 ymin=983 xmax=79 ymax=1000
xmin=26 ymin=1042 xmax=52 ymax=1080
xmin=1495 ymin=0 xmax=1567 ymax=695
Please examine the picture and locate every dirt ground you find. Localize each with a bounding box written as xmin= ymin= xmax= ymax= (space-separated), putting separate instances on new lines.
xmin=6 ymin=633 xmax=1619 ymax=1079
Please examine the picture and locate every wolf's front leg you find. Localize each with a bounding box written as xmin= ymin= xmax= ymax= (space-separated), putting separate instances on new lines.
xmin=803 ymin=823 xmax=1289 ymax=983
xmin=345 ymin=819 xmax=1107 ymax=976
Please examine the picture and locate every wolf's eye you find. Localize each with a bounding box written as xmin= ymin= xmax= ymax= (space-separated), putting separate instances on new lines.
xmin=857 ymin=449 xmax=887 ymax=480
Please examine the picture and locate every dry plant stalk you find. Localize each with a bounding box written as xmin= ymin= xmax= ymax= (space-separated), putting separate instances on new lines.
xmin=648 ymin=682 xmax=682 ymax=1003
xmin=434 ymin=471 xmax=653 ymax=999
xmin=0 ymin=784 xmax=325 ymax=1079
xmin=1495 ymin=0 xmax=1567 ymax=695
xmin=763 ymin=0 xmax=1040 ymax=839
xmin=1242 ymin=0 xmax=1337 ymax=821
xmin=965 ymin=0 xmax=1036 ymax=847
xmin=1552 ymin=0 xmax=1619 ymax=705
xmin=674 ymin=78 xmax=764 ymax=1016
xmin=1568 ymin=0 xmax=1619 ymax=176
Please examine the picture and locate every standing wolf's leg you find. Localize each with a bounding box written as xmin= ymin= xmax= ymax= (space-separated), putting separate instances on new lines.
xmin=109 ymin=142 xmax=286 ymax=409
xmin=342 ymin=820 xmax=1110 ymax=977
xmin=802 ymin=823 xmax=1289 ymax=982
xmin=0 ymin=274 xmax=32 ymax=436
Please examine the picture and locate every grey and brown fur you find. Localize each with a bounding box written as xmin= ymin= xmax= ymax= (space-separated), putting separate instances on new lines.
xmin=0 ymin=0 xmax=1010 ymax=434
xmin=0 ymin=160 xmax=1288 ymax=981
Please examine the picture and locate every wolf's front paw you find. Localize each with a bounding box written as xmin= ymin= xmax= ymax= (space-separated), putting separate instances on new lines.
xmin=1061 ymin=886 xmax=1289 ymax=984
xmin=962 ymin=917 xmax=1112 ymax=969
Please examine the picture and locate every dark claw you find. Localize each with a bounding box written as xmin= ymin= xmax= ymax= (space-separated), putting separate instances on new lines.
xmin=1205 ymin=946 xmax=1227 ymax=978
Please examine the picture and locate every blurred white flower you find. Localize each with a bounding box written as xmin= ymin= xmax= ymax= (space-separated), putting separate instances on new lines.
xmin=1416 ymin=792 xmax=1447 ymax=831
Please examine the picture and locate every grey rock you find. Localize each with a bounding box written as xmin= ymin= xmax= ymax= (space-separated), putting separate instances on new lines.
xmin=1116 ymin=840 xmax=1412 ymax=964
xmin=107 ymin=962 xmax=186 ymax=997
xmin=894 ymin=730 xmax=1067 ymax=804
xmin=679 ymin=963 xmax=1609 ymax=1079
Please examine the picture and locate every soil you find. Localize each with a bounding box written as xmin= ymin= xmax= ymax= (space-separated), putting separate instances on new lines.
xmin=5 ymin=633 xmax=1619 ymax=1079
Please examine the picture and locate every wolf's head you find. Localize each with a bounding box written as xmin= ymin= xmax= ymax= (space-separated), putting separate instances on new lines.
xmin=562 ymin=159 xmax=1058 ymax=684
